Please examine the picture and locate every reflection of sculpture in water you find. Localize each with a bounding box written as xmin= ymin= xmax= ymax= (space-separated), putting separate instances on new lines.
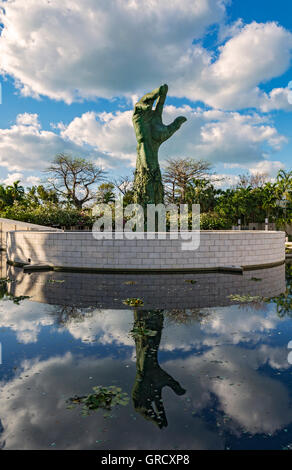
xmin=132 ymin=84 xmax=187 ymax=206
xmin=66 ymin=309 xmax=185 ymax=428
xmin=131 ymin=310 xmax=186 ymax=428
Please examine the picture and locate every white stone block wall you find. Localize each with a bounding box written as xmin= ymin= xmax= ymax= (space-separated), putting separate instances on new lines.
xmin=6 ymin=230 xmax=286 ymax=269
xmin=0 ymin=218 xmax=61 ymax=249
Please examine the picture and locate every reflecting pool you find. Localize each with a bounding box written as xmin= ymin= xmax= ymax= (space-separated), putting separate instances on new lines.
xmin=0 ymin=263 xmax=291 ymax=450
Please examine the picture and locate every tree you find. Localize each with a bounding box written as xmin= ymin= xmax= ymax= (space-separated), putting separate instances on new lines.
xmin=112 ymin=175 xmax=135 ymax=205
xmin=6 ymin=181 xmax=25 ymax=201
xmin=163 ymin=158 xmax=212 ymax=204
xmin=276 ymin=169 xmax=292 ymax=200
xmin=0 ymin=180 xmax=25 ymax=209
xmin=237 ymin=172 xmax=269 ymax=189
xmin=215 ymin=182 xmax=280 ymax=227
xmin=26 ymin=185 xmax=59 ymax=207
xmin=184 ymin=178 xmax=220 ymax=212
xmin=259 ymin=183 xmax=278 ymax=220
xmin=215 ymin=188 xmax=254 ymax=226
xmin=275 ymin=169 xmax=292 ymax=230
xmin=96 ymin=183 xmax=116 ymax=204
xmin=0 ymin=185 xmax=12 ymax=209
xmin=45 ymin=154 xmax=106 ymax=209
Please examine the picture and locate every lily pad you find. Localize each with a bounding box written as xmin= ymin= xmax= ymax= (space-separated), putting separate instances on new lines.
xmin=122 ymin=298 xmax=144 ymax=307
xmin=67 ymin=385 xmax=129 ymax=417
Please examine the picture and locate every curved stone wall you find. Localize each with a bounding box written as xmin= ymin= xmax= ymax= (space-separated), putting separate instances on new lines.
xmin=0 ymin=217 xmax=61 ymax=249
xmin=6 ymin=230 xmax=285 ymax=271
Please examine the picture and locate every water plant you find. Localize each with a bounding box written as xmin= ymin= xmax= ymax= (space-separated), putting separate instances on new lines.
xmin=67 ymin=385 xmax=129 ymax=417
xmin=122 ymin=298 xmax=144 ymax=307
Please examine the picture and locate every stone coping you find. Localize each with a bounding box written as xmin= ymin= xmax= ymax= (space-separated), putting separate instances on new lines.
xmin=9 ymin=259 xmax=285 ymax=274
xmin=6 ymin=230 xmax=283 ymax=234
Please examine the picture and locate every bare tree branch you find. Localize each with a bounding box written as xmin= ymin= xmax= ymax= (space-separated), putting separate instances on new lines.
xmin=44 ymin=153 xmax=107 ymax=208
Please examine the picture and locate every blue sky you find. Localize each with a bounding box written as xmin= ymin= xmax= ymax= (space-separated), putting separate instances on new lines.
xmin=0 ymin=0 xmax=291 ymax=188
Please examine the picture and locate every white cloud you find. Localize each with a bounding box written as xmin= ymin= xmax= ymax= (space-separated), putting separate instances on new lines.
xmin=1 ymin=172 xmax=23 ymax=186
xmin=0 ymin=2 xmax=291 ymax=111
xmin=193 ymin=111 xmax=287 ymax=163
xmin=248 ymin=160 xmax=285 ymax=176
xmin=0 ymin=353 xmax=223 ymax=449
xmin=191 ymin=22 xmax=292 ymax=111
xmin=64 ymin=309 xmax=134 ymax=346
xmin=0 ymin=299 xmax=55 ymax=343
xmin=168 ymin=346 xmax=292 ymax=435
xmin=249 ymin=160 xmax=285 ymax=177
xmin=61 ymin=110 xmax=136 ymax=166
xmin=16 ymin=113 xmax=40 ymax=127
xmin=0 ymin=0 xmax=226 ymax=103
xmin=25 ymin=175 xmax=41 ymax=185
xmin=61 ymin=106 xmax=287 ymax=168
xmin=210 ymin=173 xmax=240 ymax=188
xmin=0 ymin=113 xmax=108 ymax=172
xmin=224 ymin=159 xmax=285 ymax=177
xmin=0 ymin=105 xmax=286 ymax=178
xmin=260 ymin=88 xmax=292 ymax=113
xmin=1 ymin=173 xmax=42 ymax=187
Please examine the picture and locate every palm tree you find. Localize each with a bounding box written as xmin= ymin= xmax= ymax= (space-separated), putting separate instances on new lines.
xmin=276 ymin=170 xmax=292 ymax=200
xmin=275 ymin=170 xmax=292 ymax=230
xmin=6 ymin=180 xmax=25 ymax=202
xmin=261 ymin=182 xmax=278 ymax=220
xmin=0 ymin=185 xmax=11 ymax=209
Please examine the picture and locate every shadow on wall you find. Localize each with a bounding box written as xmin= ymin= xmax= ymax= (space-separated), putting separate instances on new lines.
xmin=0 ymin=218 xmax=61 ymax=250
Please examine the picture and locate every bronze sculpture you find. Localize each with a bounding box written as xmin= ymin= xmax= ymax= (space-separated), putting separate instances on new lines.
xmin=132 ymin=84 xmax=187 ymax=206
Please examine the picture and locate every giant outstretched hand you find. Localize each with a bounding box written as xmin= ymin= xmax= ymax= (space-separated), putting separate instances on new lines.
xmin=131 ymin=310 xmax=186 ymax=428
xmin=132 ymin=84 xmax=187 ymax=206
xmin=132 ymin=360 xmax=186 ymax=429
xmin=133 ymin=84 xmax=187 ymax=147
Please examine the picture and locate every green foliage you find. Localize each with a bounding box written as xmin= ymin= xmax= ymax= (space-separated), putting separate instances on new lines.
xmin=268 ymin=264 xmax=292 ymax=317
xmin=26 ymin=185 xmax=59 ymax=206
xmin=96 ymin=183 xmax=116 ymax=203
xmin=200 ymin=212 xmax=231 ymax=230
xmin=67 ymin=385 xmax=129 ymax=417
xmin=228 ymin=294 xmax=265 ymax=304
xmin=122 ymin=298 xmax=144 ymax=307
xmin=214 ymin=174 xmax=291 ymax=227
xmin=0 ymin=166 xmax=290 ymax=230
xmin=269 ymin=288 xmax=292 ymax=317
xmin=0 ymin=181 xmax=25 ymax=209
xmin=185 ymin=178 xmax=220 ymax=212
xmin=0 ymin=278 xmax=30 ymax=304
xmin=0 ymin=201 xmax=96 ymax=228
xmin=228 ymin=264 xmax=292 ymax=318
xmin=130 ymin=326 xmax=157 ymax=338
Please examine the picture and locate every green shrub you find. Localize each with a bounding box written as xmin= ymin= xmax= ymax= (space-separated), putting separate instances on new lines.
xmin=0 ymin=202 xmax=96 ymax=228
xmin=200 ymin=212 xmax=231 ymax=230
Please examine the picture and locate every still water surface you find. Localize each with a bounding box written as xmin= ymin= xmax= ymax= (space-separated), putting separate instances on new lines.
xmin=0 ymin=263 xmax=291 ymax=450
